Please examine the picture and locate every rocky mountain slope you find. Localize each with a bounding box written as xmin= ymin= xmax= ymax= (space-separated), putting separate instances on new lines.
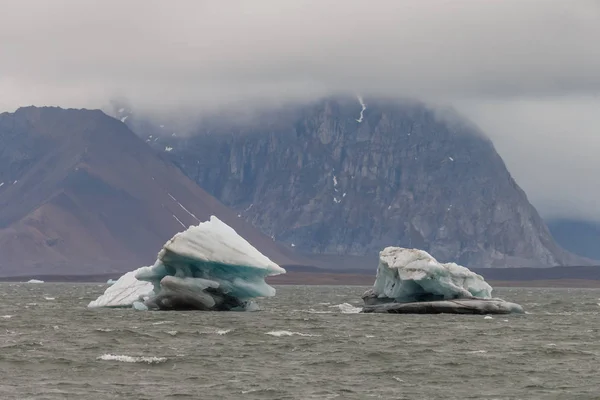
xmin=0 ymin=107 xmax=308 ymax=276
xmin=131 ymin=96 xmax=587 ymax=268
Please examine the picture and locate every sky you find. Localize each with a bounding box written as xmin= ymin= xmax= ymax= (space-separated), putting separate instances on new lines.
xmin=1 ymin=0 xmax=599 ymax=221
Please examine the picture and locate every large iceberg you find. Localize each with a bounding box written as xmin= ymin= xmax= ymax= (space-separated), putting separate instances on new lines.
xmin=361 ymin=247 xmax=523 ymax=314
xmin=88 ymin=216 xmax=285 ymax=311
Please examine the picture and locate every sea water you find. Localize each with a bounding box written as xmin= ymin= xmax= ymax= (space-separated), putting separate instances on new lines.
xmin=1 ymin=284 xmax=599 ymax=399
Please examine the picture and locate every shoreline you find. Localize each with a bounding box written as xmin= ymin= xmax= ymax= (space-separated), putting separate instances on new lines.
xmin=2 ymin=271 xmax=600 ymax=288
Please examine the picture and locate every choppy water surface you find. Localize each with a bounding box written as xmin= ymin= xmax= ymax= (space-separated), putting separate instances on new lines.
xmin=1 ymin=284 xmax=600 ymax=399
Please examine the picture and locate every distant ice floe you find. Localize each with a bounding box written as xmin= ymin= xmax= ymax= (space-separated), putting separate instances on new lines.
xmin=361 ymin=247 xmax=524 ymax=314
xmin=364 ymin=247 xmax=492 ymax=303
xmin=26 ymin=279 xmax=44 ymax=284
xmin=88 ymin=216 xmax=285 ymax=312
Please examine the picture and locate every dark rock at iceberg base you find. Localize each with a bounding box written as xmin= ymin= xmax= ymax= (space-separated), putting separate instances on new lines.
xmin=146 ymin=287 xmax=248 ymax=311
xmin=362 ymin=288 xmax=450 ymax=305
xmin=361 ymin=298 xmax=525 ymax=315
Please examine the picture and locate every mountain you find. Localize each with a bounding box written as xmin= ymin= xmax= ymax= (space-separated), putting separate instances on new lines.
xmin=547 ymin=219 xmax=600 ymax=261
xmin=0 ymin=106 xmax=308 ymax=277
xmin=128 ymin=96 xmax=587 ymax=268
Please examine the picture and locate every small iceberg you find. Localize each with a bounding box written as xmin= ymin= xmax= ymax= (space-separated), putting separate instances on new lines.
xmin=26 ymin=279 xmax=45 ymax=284
xmin=88 ymin=216 xmax=286 ymax=311
xmin=361 ymin=247 xmax=524 ymax=314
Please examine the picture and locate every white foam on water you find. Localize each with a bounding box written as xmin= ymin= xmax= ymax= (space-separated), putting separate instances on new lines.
xmin=152 ymin=321 xmax=173 ymax=325
xmin=98 ymin=354 xmax=167 ymax=364
xmin=468 ymin=350 xmax=488 ymax=354
xmin=95 ymin=328 xmax=114 ymax=332
xmin=484 ymin=315 xmax=493 ymax=320
xmin=329 ymin=303 xmax=362 ymax=314
xmin=216 ymin=329 xmax=231 ymax=335
xmin=44 ymin=297 xmax=55 ymax=301
xmin=365 ymin=334 xmax=375 ymax=338
xmin=306 ymin=309 xmax=333 ymax=314
xmin=2 ymin=315 xmax=13 ymax=319
xmin=265 ymin=330 xmax=320 ymax=337
xmin=167 ymin=331 xmax=178 ymax=336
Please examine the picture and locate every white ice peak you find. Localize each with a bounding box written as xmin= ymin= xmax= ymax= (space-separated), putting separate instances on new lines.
xmin=356 ymin=96 xmax=366 ymax=123
xmin=88 ymin=216 xmax=285 ymax=310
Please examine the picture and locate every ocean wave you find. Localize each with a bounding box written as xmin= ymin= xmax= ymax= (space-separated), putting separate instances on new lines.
xmin=329 ymin=303 xmax=362 ymax=314
xmin=97 ymin=354 xmax=167 ymax=364
xmin=265 ymin=330 xmax=320 ymax=337
xmin=293 ymin=309 xmax=333 ymax=314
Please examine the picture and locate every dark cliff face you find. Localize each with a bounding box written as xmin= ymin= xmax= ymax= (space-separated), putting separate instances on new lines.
xmin=132 ymin=97 xmax=584 ymax=268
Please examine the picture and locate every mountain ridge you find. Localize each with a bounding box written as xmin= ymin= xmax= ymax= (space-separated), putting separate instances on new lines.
xmin=126 ymin=96 xmax=589 ymax=268
xmin=0 ymin=106 xmax=311 ymax=276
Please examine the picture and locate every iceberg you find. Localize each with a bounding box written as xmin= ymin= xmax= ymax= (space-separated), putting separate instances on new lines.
xmin=361 ymin=247 xmax=524 ymax=314
xmin=88 ymin=216 xmax=286 ymax=311
xmin=26 ymin=279 xmax=44 ymax=284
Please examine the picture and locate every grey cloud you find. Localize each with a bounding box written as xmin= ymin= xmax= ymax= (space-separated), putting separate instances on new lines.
xmin=1 ymin=0 xmax=599 ymax=110
xmin=0 ymin=0 xmax=599 ymax=220
xmin=458 ymin=97 xmax=600 ymax=222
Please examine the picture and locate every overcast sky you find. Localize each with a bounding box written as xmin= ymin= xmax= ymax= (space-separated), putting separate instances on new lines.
xmin=1 ymin=0 xmax=599 ymax=221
